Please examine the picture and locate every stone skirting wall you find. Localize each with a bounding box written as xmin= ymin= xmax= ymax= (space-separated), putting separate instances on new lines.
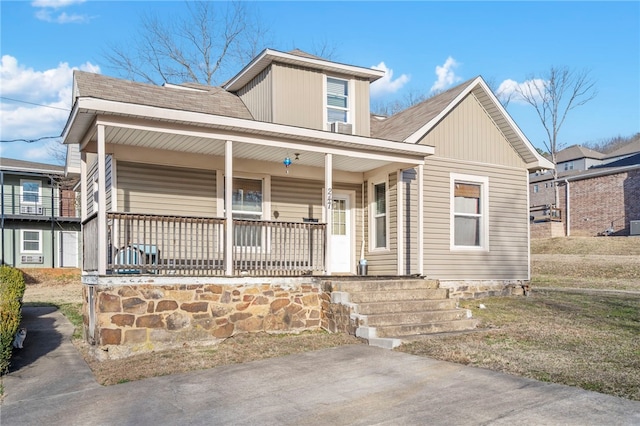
xmin=439 ymin=280 xmax=530 ymax=299
xmin=82 ymin=277 xmax=324 ymax=352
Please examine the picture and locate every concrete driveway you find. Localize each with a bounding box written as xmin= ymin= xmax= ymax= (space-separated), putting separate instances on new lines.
xmin=1 ymin=307 xmax=639 ymax=425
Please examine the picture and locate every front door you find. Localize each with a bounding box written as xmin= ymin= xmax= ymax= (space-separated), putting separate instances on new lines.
xmin=330 ymin=193 xmax=352 ymax=273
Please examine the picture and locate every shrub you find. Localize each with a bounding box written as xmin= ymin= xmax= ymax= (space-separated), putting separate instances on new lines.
xmin=0 ymin=266 xmax=26 ymax=374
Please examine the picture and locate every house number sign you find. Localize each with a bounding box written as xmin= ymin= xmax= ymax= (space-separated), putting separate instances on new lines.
xmin=326 ymin=188 xmax=333 ymax=210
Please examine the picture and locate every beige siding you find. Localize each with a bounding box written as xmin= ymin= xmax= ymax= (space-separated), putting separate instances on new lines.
xmin=116 ymin=162 xmax=217 ymax=217
xmin=271 ymin=177 xmax=324 ymax=222
xmin=86 ymin=158 xmax=97 ymax=216
xmin=105 ymin=155 xmax=113 ymax=212
xmin=420 ymin=93 xmax=525 ymax=168
xmin=271 ymin=177 xmax=363 ymax=270
xmin=366 ymin=172 xmax=398 ymax=275
xmin=272 ymin=63 xmax=324 ymax=130
xmin=237 ymin=66 xmax=272 ymax=122
xmin=354 ymin=78 xmax=371 ymax=137
xmin=423 ymin=156 xmax=530 ymax=280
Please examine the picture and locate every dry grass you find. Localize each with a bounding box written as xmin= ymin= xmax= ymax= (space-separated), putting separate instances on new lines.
xmin=398 ymin=237 xmax=640 ymax=401
xmin=17 ymin=237 xmax=640 ymax=400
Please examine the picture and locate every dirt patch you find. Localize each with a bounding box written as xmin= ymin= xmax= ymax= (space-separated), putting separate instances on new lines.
xmin=20 ymin=268 xmax=82 ymax=306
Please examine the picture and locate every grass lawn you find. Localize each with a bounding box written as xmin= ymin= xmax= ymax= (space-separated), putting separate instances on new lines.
xmin=16 ymin=237 xmax=640 ymax=401
xmin=397 ymin=290 xmax=640 ymax=400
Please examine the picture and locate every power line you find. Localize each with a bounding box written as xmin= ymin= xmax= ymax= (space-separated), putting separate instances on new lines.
xmin=0 ymin=96 xmax=70 ymax=111
xmin=0 ymin=135 xmax=61 ymax=144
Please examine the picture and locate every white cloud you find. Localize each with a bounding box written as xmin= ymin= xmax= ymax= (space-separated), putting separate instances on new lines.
xmin=370 ymin=62 xmax=410 ymax=98
xmin=32 ymin=0 xmax=92 ymax=24
xmin=496 ymin=78 xmax=547 ymax=105
xmin=0 ymin=56 xmax=100 ymax=162
xmin=31 ymin=0 xmax=86 ymax=8
xmin=430 ymin=56 xmax=462 ymax=93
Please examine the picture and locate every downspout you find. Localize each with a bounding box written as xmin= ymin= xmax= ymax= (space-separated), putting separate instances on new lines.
xmin=564 ymin=179 xmax=570 ymax=237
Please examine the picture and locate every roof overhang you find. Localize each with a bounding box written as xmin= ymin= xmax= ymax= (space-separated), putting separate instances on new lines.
xmin=402 ymin=77 xmax=555 ymax=172
xmin=223 ymin=49 xmax=385 ymax=92
xmin=62 ymin=97 xmax=433 ymax=173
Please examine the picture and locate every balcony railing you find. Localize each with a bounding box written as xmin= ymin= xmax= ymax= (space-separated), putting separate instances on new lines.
xmin=2 ymin=193 xmax=79 ymax=218
xmin=83 ymin=212 xmax=326 ymax=276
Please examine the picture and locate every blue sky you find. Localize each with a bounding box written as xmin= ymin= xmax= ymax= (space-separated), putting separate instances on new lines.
xmin=1 ymin=0 xmax=639 ymax=164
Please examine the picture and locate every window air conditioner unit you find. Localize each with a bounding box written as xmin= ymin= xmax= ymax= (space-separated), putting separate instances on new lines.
xmin=329 ymin=122 xmax=353 ymax=135
xmin=21 ymin=255 xmax=44 ymax=264
xmin=20 ymin=205 xmax=44 ymax=215
xmin=630 ymin=220 xmax=640 ymax=236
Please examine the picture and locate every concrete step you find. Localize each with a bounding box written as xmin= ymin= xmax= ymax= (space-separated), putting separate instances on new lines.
xmin=356 ymin=299 xmax=457 ymax=315
xmin=376 ymin=318 xmax=480 ymax=338
xmin=359 ymin=309 xmax=469 ymax=327
xmin=349 ymin=288 xmax=449 ymax=303
xmin=325 ymin=279 xmax=439 ymax=293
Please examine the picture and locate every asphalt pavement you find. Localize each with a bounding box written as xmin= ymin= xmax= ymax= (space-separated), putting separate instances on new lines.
xmin=1 ymin=306 xmax=639 ymax=426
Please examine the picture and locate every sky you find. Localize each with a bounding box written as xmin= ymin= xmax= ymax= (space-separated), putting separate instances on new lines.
xmin=1 ymin=0 xmax=639 ymax=165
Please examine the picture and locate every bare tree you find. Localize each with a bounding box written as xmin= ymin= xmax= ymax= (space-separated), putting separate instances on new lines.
xmin=517 ymin=66 xmax=597 ymax=206
xmin=103 ymin=1 xmax=271 ymax=86
xmin=371 ymin=89 xmax=429 ymax=117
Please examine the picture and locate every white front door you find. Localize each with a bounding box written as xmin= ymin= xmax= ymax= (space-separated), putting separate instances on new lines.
xmin=330 ymin=193 xmax=352 ymax=273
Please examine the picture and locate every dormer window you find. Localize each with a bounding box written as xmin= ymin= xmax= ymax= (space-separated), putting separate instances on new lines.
xmin=327 ymin=77 xmax=349 ymax=124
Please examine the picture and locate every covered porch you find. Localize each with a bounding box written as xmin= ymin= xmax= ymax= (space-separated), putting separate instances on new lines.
xmin=64 ymin=98 xmax=433 ymax=277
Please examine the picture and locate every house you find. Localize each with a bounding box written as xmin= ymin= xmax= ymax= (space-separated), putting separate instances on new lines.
xmin=1 ymin=158 xmax=81 ymax=269
xmin=530 ymin=140 xmax=640 ymax=237
xmin=61 ymin=49 xmax=552 ymax=349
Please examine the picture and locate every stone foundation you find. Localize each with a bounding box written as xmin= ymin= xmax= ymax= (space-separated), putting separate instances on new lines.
xmin=438 ymin=280 xmax=530 ymax=299
xmin=82 ymin=276 xmax=324 ymax=354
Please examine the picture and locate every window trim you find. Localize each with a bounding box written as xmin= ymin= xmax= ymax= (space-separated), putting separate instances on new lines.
xmin=21 ymin=229 xmax=42 ymax=254
xmin=217 ymin=172 xmax=271 ymax=252
xmin=450 ymin=173 xmax=489 ymax=251
xmin=324 ymin=76 xmax=353 ymax=129
xmin=368 ymin=176 xmax=390 ymax=252
xmin=20 ymin=179 xmax=42 ymax=205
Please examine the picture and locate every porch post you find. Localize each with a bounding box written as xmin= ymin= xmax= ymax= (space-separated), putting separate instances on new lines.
xmin=97 ymin=124 xmax=107 ymax=275
xmin=324 ymin=153 xmax=333 ymax=275
xmin=417 ymin=164 xmax=424 ymax=275
xmin=224 ymin=140 xmax=233 ymax=275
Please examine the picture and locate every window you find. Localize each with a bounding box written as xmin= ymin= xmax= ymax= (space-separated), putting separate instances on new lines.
xmin=21 ymin=230 xmax=42 ymax=253
xmin=451 ymin=174 xmax=489 ymax=250
xmin=232 ymin=177 xmax=263 ymax=247
xmin=370 ymin=180 xmax=388 ymax=250
xmin=533 ymin=184 xmax=539 ymax=193
xmin=326 ymin=77 xmax=349 ymax=124
xmin=21 ymin=180 xmax=41 ymax=204
xmin=563 ymin=161 xmax=574 ymax=171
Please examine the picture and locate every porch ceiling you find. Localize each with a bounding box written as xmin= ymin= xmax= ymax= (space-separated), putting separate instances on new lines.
xmin=67 ymin=100 xmax=433 ymax=173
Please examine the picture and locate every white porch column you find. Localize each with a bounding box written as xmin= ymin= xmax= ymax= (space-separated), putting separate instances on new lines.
xmin=97 ymin=124 xmax=107 ymax=275
xmin=417 ymin=164 xmax=424 ymax=275
xmin=225 ymin=140 xmax=233 ymax=276
xmin=324 ymin=153 xmax=333 ymax=275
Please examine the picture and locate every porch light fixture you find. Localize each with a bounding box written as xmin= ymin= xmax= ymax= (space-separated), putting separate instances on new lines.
xmin=283 ymin=156 xmax=292 ymax=173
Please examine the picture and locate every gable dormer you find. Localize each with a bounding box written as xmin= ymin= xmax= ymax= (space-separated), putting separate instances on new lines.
xmin=224 ymin=49 xmax=384 ymax=137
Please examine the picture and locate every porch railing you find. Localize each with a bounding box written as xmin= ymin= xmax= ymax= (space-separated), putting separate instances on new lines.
xmin=93 ymin=212 xmax=326 ymax=276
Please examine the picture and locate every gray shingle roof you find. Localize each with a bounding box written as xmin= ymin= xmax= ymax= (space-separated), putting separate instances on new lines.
xmin=605 ymin=137 xmax=640 ymax=159
xmin=554 ymin=145 xmax=605 ymax=163
xmin=0 ymin=158 xmax=64 ymax=174
xmin=370 ymin=78 xmax=476 ymax=142
xmin=73 ymin=71 xmax=254 ymax=120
